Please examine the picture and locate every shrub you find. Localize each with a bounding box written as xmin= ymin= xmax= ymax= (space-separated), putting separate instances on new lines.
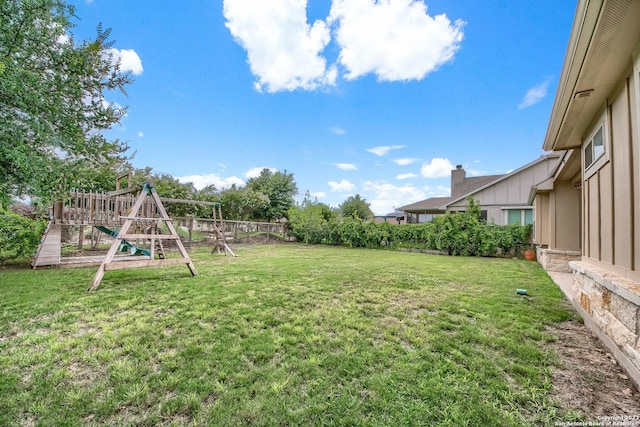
xmin=286 ymin=198 xmax=532 ymax=257
xmin=0 ymin=208 xmax=47 ymax=262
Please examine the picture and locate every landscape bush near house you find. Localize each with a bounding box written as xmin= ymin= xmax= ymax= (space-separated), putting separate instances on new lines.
xmin=289 ymin=198 xmax=532 ymax=257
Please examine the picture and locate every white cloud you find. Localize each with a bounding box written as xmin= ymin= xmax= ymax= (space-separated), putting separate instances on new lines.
xmin=330 ymin=126 xmax=347 ymax=135
xmin=328 ymin=179 xmax=355 ymax=192
xmin=329 ymin=0 xmax=465 ymax=81
xmin=177 ymin=173 xmax=245 ymax=190
xmin=333 ymin=163 xmax=357 ymax=171
xmin=310 ymin=191 xmax=326 ymax=198
xmin=361 ymin=181 xmax=452 ymax=215
xmin=396 ymin=173 xmax=418 ymax=180
xmin=392 ymin=157 xmax=419 ymax=166
xmin=518 ymin=79 xmax=550 ymax=109
xmin=366 ymin=145 xmax=405 ymax=156
xmin=107 ymin=48 xmax=143 ymax=75
xmin=434 ymin=185 xmax=449 ymax=195
xmin=245 ymin=166 xmax=278 ymax=179
xmin=362 ymin=180 xmax=427 ymax=215
xmin=223 ymin=0 xmax=336 ymax=93
xmin=137 ymin=131 xmax=144 ymax=138
xmin=420 ymin=157 xmax=454 ymax=178
xmin=57 ymin=33 xmax=70 ymax=45
xmin=100 ymin=99 xmax=125 ymax=112
xmin=466 ymin=168 xmax=486 ymax=177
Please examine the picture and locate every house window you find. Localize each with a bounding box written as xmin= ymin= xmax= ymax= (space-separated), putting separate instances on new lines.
xmin=506 ymin=209 xmax=533 ymax=225
xmin=583 ymin=111 xmax=609 ymax=179
xmin=584 ymin=126 xmax=604 ymax=169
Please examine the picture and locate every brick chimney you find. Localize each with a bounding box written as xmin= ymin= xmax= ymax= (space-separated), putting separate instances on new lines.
xmin=451 ymin=164 xmax=466 ymax=197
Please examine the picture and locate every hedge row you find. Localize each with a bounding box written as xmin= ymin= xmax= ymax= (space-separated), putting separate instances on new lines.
xmin=289 ymin=205 xmax=532 ymax=257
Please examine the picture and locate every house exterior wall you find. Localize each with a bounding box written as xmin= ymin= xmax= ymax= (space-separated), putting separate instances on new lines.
xmin=534 ymin=193 xmax=550 ymax=247
xmin=542 ymin=1 xmax=640 ymax=390
xmin=553 ymin=182 xmax=581 ymax=251
xmin=487 ymin=206 xmax=502 ymax=225
xmin=534 ymin=180 xmax=582 ymax=273
xmin=582 ymin=73 xmax=639 ymax=282
xmin=447 ymin=157 xmax=559 ymax=225
xmin=635 ymin=45 xmax=640 ymax=272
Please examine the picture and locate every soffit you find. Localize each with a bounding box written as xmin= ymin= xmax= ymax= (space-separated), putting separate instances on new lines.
xmin=555 ymin=149 xmax=582 ymax=181
xmin=543 ymin=0 xmax=640 ymax=151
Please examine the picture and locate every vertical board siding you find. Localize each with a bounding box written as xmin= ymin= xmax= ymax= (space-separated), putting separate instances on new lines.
xmin=612 ymin=83 xmax=633 ymax=269
xmin=583 ymin=74 xmax=639 ymax=279
xmin=629 ymin=72 xmax=638 ymax=272
xmin=599 ymin=163 xmax=613 ymax=263
xmin=588 ymin=176 xmax=600 ymax=259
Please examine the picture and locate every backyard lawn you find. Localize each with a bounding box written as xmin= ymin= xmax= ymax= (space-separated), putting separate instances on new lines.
xmin=0 ymin=244 xmax=583 ymax=425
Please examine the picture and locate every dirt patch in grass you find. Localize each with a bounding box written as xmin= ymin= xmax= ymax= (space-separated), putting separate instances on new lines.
xmin=549 ymin=319 xmax=640 ymax=420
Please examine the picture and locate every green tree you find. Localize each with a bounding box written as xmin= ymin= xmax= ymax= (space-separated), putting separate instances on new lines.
xmin=245 ymin=169 xmax=297 ymax=222
xmin=0 ymin=0 xmax=134 ymax=207
xmin=126 ymin=167 xmax=204 ymax=217
xmin=219 ymin=185 xmax=268 ymax=221
xmin=288 ymin=193 xmax=337 ymax=244
xmin=339 ymin=194 xmax=374 ymax=221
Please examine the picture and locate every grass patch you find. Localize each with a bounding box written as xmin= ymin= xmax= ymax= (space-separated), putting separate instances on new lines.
xmin=0 ymin=245 xmax=578 ymax=425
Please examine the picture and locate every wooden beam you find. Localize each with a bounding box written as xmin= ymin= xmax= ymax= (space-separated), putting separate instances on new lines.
xmin=120 ymin=234 xmax=180 ymax=240
xmin=159 ymin=197 xmax=220 ymax=206
xmin=119 ymin=216 xmax=161 ymax=221
xmin=104 ymin=257 xmax=193 ymax=270
xmin=150 ymin=188 xmax=197 ymax=277
xmin=108 ymin=186 xmax=141 ymax=197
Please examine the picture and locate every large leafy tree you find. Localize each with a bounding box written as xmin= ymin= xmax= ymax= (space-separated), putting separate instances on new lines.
xmin=339 ymin=194 xmax=374 ymax=221
xmin=245 ymin=169 xmax=297 ymax=222
xmin=0 ymin=0 xmax=134 ymax=207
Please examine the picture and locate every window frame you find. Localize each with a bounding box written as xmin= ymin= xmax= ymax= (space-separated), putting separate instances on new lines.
xmin=502 ymin=207 xmax=534 ymax=226
xmin=583 ymin=111 xmax=609 ymax=179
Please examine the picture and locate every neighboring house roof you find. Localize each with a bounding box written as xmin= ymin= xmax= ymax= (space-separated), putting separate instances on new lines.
xmin=543 ymin=0 xmax=640 ymax=151
xmin=399 ymin=153 xmax=562 ymax=213
xmin=444 ymin=153 xmax=562 ymax=209
xmin=451 ymin=174 xmax=503 ymax=198
xmin=398 ymin=197 xmax=454 ymax=212
xmin=375 ymin=211 xmax=405 ymax=219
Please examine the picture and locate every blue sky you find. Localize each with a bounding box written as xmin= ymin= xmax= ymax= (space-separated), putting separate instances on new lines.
xmin=70 ymin=0 xmax=576 ymax=215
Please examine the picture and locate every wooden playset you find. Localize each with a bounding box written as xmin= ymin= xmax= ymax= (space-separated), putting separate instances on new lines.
xmin=31 ymin=174 xmax=235 ymax=290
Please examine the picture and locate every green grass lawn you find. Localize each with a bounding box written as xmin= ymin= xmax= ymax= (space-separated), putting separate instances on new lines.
xmin=0 ymin=245 xmax=580 ymax=426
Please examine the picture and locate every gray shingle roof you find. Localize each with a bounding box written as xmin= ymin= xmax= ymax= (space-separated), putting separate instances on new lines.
xmin=452 ymin=174 xmax=504 ymax=197
xmin=398 ymin=197 xmax=454 ymax=212
xmin=399 ymin=174 xmax=504 ymax=213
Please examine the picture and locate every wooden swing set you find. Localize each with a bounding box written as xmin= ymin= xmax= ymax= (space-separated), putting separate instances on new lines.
xmin=31 ymin=174 xmax=235 ymax=290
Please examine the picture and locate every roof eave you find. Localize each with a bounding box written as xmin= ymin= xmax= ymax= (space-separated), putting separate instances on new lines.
xmin=443 ymin=154 xmax=561 ymax=208
xmin=543 ymin=0 xmax=640 ymax=152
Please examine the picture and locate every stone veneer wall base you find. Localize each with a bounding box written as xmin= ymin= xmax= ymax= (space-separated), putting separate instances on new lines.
xmin=568 ymin=261 xmax=640 ymax=391
xmin=537 ymin=248 xmax=581 ymax=273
